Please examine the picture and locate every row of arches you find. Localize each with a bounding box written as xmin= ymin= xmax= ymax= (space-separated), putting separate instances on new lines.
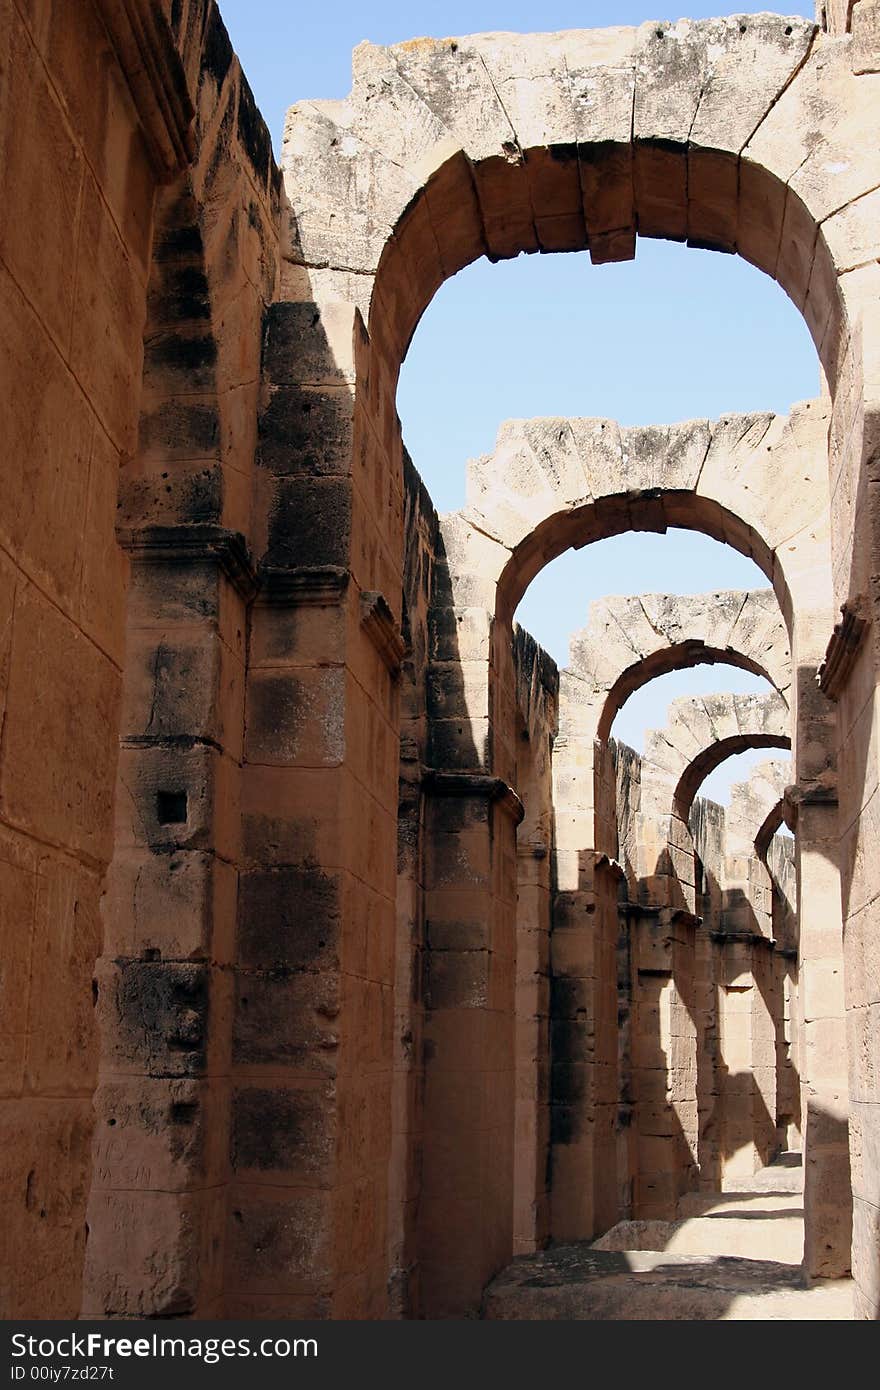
xmin=384 ymin=401 xmax=845 ymax=1312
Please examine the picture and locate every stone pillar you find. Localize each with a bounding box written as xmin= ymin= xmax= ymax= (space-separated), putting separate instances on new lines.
xmin=219 ymin=298 xmax=403 ymax=1318
xmin=513 ymin=838 xmax=552 ymax=1254
xmin=776 ymin=950 xmax=802 ymax=1150
xmin=83 ymin=531 xmax=252 ymax=1317
xmin=752 ymin=939 xmax=779 ymax=1165
xmin=418 ymin=773 xmax=521 ymax=1317
xmin=715 ymin=936 xmax=777 ymax=1180
xmin=548 ymin=727 xmax=621 ymax=1241
xmin=796 ymin=794 xmax=852 ymax=1277
xmin=630 ymin=909 xmax=698 ymax=1219
xmin=692 ymin=802 xmax=726 ymax=1189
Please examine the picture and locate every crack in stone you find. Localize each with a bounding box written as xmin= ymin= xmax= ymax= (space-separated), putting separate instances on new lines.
xmin=740 ymin=22 xmax=820 ymax=155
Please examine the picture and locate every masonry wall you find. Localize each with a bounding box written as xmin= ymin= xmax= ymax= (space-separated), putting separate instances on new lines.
xmin=0 ymin=0 xmax=171 ymax=1317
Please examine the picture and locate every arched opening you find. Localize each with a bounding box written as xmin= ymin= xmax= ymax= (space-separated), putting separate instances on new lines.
xmin=398 ymin=239 xmax=817 ymax=516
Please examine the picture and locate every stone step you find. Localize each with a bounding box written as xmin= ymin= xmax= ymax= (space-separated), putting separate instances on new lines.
xmin=594 ymin=1203 xmax=804 ymax=1264
xmin=721 ymin=1153 xmax=804 ymax=1194
xmin=482 ymin=1243 xmax=853 ymax=1320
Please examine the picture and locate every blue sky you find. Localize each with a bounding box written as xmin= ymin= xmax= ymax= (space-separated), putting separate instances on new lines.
xmin=220 ymin=1 xmax=816 ymax=800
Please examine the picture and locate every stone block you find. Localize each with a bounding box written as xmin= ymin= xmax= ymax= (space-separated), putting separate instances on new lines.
xmin=230 ymin=1083 xmax=336 ymax=1186
xmin=228 ymin=1188 xmax=333 ymax=1296
xmin=0 ymin=1096 xmax=93 ymax=1318
xmin=23 ymin=856 xmax=101 ymax=1093
xmin=83 ymin=1187 xmax=225 ymax=1317
xmin=114 ymin=742 xmax=239 ymax=861
xmin=237 ymin=864 xmax=341 ymax=972
xmin=71 ymin=172 xmax=146 ymax=452
xmin=0 ymin=275 xmax=93 ymax=613
xmin=96 ymin=957 xmax=223 ymax=1079
xmin=2 ymin=581 xmax=120 ymax=863
xmin=0 ymin=21 xmax=82 ymax=349
xmin=232 ymin=969 xmax=340 ymax=1074
xmin=91 ymin=1076 xmax=228 ymax=1193
xmin=265 ymin=476 xmax=352 ymax=568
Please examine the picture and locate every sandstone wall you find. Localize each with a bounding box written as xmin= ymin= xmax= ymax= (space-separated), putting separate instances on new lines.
xmin=0 ymin=0 xmax=202 ymax=1317
xmin=79 ymin=0 xmax=282 ymax=1318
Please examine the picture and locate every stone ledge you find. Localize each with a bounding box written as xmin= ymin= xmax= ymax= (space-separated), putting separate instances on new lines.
xmin=360 ymin=591 xmax=405 ymax=675
xmin=255 ymin=564 xmax=350 ymax=606
xmin=422 ymin=770 xmax=524 ymax=824
xmin=117 ymin=523 xmax=256 ymax=598
xmin=709 ymin=929 xmax=776 ymax=949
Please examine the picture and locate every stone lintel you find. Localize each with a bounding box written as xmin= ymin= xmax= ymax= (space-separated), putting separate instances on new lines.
xmin=94 ymin=0 xmax=195 ymax=180
xmin=422 ymin=770 xmax=525 ymax=824
xmin=710 ymin=929 xmax=776 ymax=950
xmin=817 ymin=598 xmax=869 ymax=700
xmin=256 ymin=564 xmax=350 ymax=606
xmin=117 ymin=523 xmax=257 ymax=598
xmin=360 ymin=591 xmax=406 ymax=675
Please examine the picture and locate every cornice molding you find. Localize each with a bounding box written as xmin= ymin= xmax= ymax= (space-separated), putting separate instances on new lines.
xmin=117 ymin=523 xmax=256 ymax=597
xmin=817 ymin=597 xmax=870 ymax=701
xmin=360 ymin=591 xmax=406 ymax=676
xmin=256 ymin=565 xmax=350 ymax=606
xmin=94 ymin=0 xmax=195 ymax=181
xmin=422 ymin=771 xmax=525 ymax=824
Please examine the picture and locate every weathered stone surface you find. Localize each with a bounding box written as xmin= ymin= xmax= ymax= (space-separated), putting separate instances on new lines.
xmin=3 ymin=0 xmax=879 ymax=1326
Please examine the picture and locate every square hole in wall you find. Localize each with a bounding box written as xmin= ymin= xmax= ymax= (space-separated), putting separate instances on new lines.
xmin=156 ymin=790 xmax=188 ymax=825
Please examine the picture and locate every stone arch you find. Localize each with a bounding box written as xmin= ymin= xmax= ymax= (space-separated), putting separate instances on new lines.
xmin=567 ymin=588 xmax=791 ymax=742
xmin=475 ymin=408 xmax=829 ymax=631
xmin=729 ymin=760 xmax=792 ymax=859
xmin=728 ymin=761 xmax=796 ymax=947
xmin=279 ymin=18 xmax=880 ymax=691
xmin=636 ymin=690 xmax=791 ymax=893
xmin=281 ymin=16 xmax=879 ymax=388
xmin=675 ymin=731 xmax=792 ymax=823
xmin=276 ymin=20 xmax=880 ymax=806
xmin=431 ymin=404 xmax=833 ymax=802
xmin=423 ymin=407 xmax=836 ymax=1283
xmin=555 ymin=588 xmax=791 ymax=957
